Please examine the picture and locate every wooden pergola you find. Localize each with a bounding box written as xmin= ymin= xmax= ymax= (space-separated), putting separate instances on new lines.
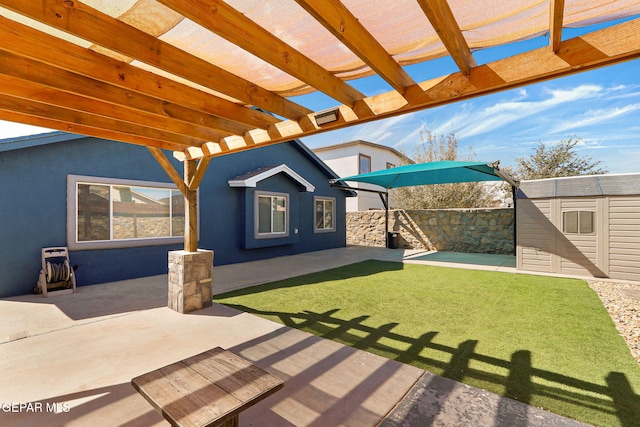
xmin=1 ymin=0 xmax=639 ymax=252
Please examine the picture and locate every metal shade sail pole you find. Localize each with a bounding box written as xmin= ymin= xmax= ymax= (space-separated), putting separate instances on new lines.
xmin=330 ymin=181 xmax=391 ymax=248
xmin=378 ymin=191 xmax=389 ymax=248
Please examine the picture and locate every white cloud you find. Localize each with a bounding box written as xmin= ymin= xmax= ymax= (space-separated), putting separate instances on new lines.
xmin=394 ymin=123 xmax=424 ymax=148
xmin=543 ymin=84 xmax=602 ymax=103
xmin=428 ymin=84 xmax=608 ymax=139
xmin=550 ymin=104 xmax=640 ymax=133
xmin=350 ymin=113 xmax=416 ymax=143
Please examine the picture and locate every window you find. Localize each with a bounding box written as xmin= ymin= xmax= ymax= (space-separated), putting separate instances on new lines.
xmin=386 ymin=162 xmax=396 ymax=169
xmin=359 ymin=154 xmax=371 ymax=174
xmin=314 ymin=197 xmax=336 ymax=232
xmin=68 ymin=175 xmax=187 ymax=249
xmin=255 ymin=191 xmax=289 ymax=238
xmin=563 ymin=210 xmax=595 ymax=234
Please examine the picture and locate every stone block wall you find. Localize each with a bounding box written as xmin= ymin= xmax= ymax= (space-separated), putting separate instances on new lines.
xmin=347 ymin=208 xmax=514 ymax=255
xmin=168 ymin=249 xmax=214 ymax=313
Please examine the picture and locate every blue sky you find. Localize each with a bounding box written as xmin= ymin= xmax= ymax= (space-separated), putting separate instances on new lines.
xmin=2 ymin=21 xmax=638 ymax=174
xmin=297 ymin=21 xmax=640 ymax=174
xmin=300 ymin=60 xmax=640 ymax=174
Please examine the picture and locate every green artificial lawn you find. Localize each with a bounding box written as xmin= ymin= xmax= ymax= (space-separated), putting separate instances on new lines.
xmin=214 ymin=261 xmax=640 ymax=427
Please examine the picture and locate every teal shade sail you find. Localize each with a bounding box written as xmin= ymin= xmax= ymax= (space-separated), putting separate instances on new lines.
xmin=337 ymin=161 xmax=510 ymax=189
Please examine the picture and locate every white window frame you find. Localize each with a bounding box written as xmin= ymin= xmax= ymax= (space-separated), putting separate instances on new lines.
xmin=314 ymin=197 xmax=336 ymax=233
xmin=359 ymin=153 xmax=372 ymax=174
xmin=254 ymin=190 xmax=289 ymax=239
xmin=67 ymin=174 xmax=194 ymax=250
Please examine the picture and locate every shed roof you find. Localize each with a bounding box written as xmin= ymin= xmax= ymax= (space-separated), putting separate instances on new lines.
xmin=516 ymin=174 xmax=640 ymax=199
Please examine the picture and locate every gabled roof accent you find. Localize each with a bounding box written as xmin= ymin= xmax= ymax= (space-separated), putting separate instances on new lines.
xmin=0 ymin=131 xmax=85 ymax=153
xmin=312 ymin=140 xmax=414 ymax=164
xmin=228 ymin=164 xmax=315 ymax=192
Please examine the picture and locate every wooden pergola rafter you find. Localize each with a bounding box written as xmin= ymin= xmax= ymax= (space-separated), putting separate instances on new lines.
xmin=293 ymin=0 xmax=421 ymax=102
xmin=0 ymin=0 xmax=639 ymax=251
xmin=417 ymin=0 xmax=476 ymax=76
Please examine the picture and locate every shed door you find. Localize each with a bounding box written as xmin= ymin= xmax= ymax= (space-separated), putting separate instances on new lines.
xmin=556 ymin=199 xmax=605 ymax=277
xmin=517 ymin=199 xmax=554 ymax=272
xmin=609 ymin=196 xmax=640 ymax=281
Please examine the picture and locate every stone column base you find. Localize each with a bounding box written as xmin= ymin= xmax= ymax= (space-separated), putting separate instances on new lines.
xmin=168 ymin=249 xmax=214 ymax=313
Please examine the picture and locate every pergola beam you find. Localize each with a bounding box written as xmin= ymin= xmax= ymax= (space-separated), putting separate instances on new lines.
xmin=0 ymin=94 xmax=202 ymax=150
xmin=158 ymin=0 xmax=365 ymax=108
xmin=147 ymin=147 xmax=188 ymax=196
xmin=147 ymin=147 xmax=205 ymax=253
xmin=550 ymin=0 xmax=566 ymax=52
xmin=0 ymin=109 xmax=189 ymax=152
xmin=0 ymin=67 xmax=229 ymax=144
xmin=0 ymin=0 xmax=311 ymax=121
xmin=196 ymin=17 xmax=640 ymax=157
xmin=0 ymin=7 xmax=637 ymax=160
xmin=0 ymin=15 xmax=278 ymax=131
xmin=294 ymin=0 xmax=420 ymax=101
xmin=416 ymin=0 xmax=476 ymax=76
xmin=189 ymin=157 xmax=212 ymax=191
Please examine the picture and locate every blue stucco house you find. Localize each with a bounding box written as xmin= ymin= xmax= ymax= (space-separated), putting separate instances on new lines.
xmin=0 ymin=132 xmax=352 ymax=297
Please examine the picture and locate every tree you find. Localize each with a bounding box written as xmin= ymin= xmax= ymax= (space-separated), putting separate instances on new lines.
xmin=514 ymin=138 xmax=607 ymax=180
xmin=391 ymin=127 xmax=495 ymax=209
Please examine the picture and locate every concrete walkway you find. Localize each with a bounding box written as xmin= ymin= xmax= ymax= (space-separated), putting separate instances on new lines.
xmin=0 ymin=247 xmax=588 ymax=427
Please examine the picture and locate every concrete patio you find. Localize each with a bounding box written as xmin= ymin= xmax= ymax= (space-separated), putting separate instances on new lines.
xmin=0 ymin=247 xmax=587 ymax=426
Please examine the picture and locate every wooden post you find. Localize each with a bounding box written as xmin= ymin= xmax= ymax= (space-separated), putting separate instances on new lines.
xmin=184 ymin=159 xmax=198 ymax=252
xmin=148 ymin=148 xmax=214 ymax=312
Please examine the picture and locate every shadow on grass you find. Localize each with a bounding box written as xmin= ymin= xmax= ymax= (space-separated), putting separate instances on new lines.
xmin=223 ymin=304 xmax=640 ymax=427
xmin=216 ymin=260 xmax=404 ymax=298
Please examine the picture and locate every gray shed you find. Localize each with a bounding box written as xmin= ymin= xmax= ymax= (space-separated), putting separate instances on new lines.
xmin=516 ymin=173 xmax=640 ymax=281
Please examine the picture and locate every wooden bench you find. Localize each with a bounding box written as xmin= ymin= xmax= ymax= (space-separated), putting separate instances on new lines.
xmin=131 ymin=347 xmax=284 ymax=427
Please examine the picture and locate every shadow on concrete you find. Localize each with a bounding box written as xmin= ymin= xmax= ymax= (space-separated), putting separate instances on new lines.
xmin=222 ymin=305 xmax=640 ymax=427
xmin=227 ymin=327 xmax=414 ymax=427
xmin=0 ymin=383 xmax=164 ymax=427
xmin=3 ymin=275 xmax=168 ymax=321
xmin=0 ymin=326 xmax=421 ymax=427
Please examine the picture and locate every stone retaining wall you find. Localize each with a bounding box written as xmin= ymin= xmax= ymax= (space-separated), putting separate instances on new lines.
xmin=346 ymin=208 xmax=514 ymax=254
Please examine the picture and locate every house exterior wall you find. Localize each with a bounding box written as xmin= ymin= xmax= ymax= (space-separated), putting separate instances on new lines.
xmin=313 ymin=141 xmax=408 ymax=211
xmin=312 ymin=146 xmax=363 ymax=212
xmin=0 ymin=135 xmax=347 ymax=297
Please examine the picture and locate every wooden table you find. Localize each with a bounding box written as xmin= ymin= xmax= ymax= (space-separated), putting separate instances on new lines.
xmin=131 ymin=347 xmax=284 ymax=427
